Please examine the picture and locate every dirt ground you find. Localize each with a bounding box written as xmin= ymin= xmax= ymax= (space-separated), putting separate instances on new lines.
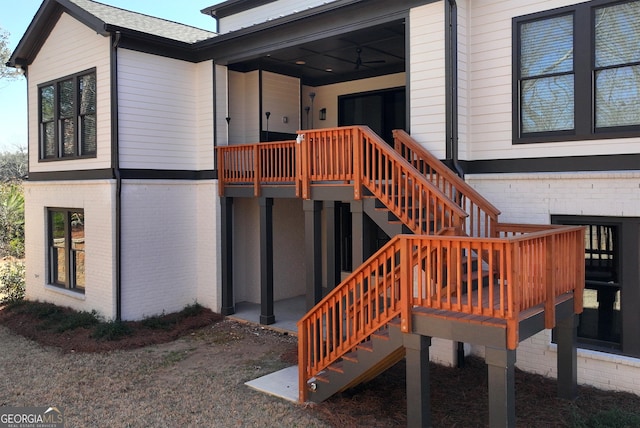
xmin=1 ymin=302 xmax=640 ymax=427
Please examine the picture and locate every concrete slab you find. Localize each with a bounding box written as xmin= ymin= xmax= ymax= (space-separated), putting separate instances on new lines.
xmin=229 ymin=295 xmax=305 ymax=334
xmin=245 ymin=365 xmax=299 ymax=403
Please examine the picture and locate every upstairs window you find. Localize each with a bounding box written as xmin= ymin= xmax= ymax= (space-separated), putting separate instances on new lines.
xmin=514 ymin=0 xmax=640 ymax=143
xmin=39 ymin=70 xmax=96 ymax=160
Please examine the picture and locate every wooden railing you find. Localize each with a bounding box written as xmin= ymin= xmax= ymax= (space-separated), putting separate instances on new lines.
xmin=219 ymin=126 xmax=469 ymax=235
xmin=218 ymin=140 xmax=297 ymax=197
xmin=298 ymin=225 xmax=585 ymax=402
xmin=392 ymin=130 xmax=501 ymax=238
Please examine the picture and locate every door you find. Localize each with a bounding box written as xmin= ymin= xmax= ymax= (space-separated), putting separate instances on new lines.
xmin=338 ymin=87 xmax=406 ymax=143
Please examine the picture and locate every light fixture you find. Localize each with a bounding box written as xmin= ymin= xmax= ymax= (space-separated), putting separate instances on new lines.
xmin=295 ymin=60 xmax=306 ymax=65
xmin=265 ymin=111 xmax=271 ymax=141
xmin=304 ymin=106 xmax=310 ymax=129
xmin=309 ymin=92 xmax=316 ymax=129
xmin=319 ymin=108 xmax=326 ymax=121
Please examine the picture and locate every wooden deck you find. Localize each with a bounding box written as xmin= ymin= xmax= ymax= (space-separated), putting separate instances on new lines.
xmin=216 ymin=126 xmax=585 ymax=409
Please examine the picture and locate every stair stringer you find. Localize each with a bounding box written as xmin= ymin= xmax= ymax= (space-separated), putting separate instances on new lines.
xmin=305 ymin=319 xmax=406 ymax=403
xmin=362 ymin=198 xmax=409 ymax=238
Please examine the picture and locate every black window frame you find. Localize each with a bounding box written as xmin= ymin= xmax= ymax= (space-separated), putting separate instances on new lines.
xmin=552 ymin=215 xmax=640 ymax=358
xmin=513 ymin=0 xmax=640 ymax=144
xmin=48 ymin=208 xmax=86 ymax=294
xmin=38 ymin=68 xmax=97 ymax=161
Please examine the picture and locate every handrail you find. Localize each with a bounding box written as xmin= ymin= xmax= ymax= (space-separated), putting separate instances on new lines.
xmin=217 ymin=140 xmax=297 ymax=196
xmin=298 ymin=225 xmax=585 ymax=402
xmin=392 ymin=129 xmax=501 ymax=238
xmin=299 ymin=126 xmax=468 ymax=235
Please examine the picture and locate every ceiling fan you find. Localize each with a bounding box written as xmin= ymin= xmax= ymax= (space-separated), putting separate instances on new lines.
xmin=354 ymin=47 xmax=386 ymax=70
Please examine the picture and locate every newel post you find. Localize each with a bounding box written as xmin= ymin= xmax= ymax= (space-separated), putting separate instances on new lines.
xmin=299 ymin=132 xmax=311 ymax=199
xmin=253 ymin=144 xmax=261 ymax=197
xmin=400 ymin=237 xmax=412 ymax=333
xmin=352 ymin=127 xmax=362 ymax=200
xmin=298 ymin=321 xmax=309 ymax=403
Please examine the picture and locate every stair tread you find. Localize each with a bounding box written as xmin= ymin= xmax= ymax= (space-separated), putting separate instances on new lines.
xmin=327 ymin=361 xmax=344 ymax=374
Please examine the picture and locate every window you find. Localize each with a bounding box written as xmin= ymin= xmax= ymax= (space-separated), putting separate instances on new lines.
xmin=39 ymin=70 xmax=96 ymax=160
xmin=48 ymin=209 xmax=85 ymax=293
xmin=553 ymin=216 xmax=640 ymax=357
xmin=514 ymin=0 xmax=640 ymax=142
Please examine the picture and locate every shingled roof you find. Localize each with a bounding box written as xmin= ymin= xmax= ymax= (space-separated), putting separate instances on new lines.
xmin=68 ymin=0 xmax=217 ymax=44
xmin=8 ymin=0 xmax=218 ymax=66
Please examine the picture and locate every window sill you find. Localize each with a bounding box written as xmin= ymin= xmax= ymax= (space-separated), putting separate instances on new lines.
xmin=45 ymin=284 xmax=86 ymax=300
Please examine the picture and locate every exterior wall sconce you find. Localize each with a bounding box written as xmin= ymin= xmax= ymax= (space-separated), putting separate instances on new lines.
xmin=319 ymin=108 xmax=326 ymax=121
xmin=265 ymin=111 xmax=271 ymax=141
xmin=304 ymin=106 xmax=310 ymax=129
xmin=309 ymin=92 xmax=316 ymax=129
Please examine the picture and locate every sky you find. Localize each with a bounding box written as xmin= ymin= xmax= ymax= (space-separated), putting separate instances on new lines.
xmin=0 ymin=0 xmax=222 ymax=152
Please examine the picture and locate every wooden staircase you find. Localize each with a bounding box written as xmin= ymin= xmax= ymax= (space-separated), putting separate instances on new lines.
xmin=217 ymin=126 xmax=585 ymax=410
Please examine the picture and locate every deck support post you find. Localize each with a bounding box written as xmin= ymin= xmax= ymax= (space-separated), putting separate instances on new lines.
xmin=304 ymin=200 xmax=323 ymax=310
xmin=555 ymin=314 xmax=578 ymax=400
xmin=324 ymin=201 xmax=340 ymax=290
xmin=221 ymin=197 xmax=235 ymax=316
xmin=259 ymin=197 xmax=275 ymax=324
xmin=485 ymin=347 xmax=516 ymax=428
xmin=404 ymin=334 xmax=431 ymax=428
xmin=350 ymin=200 xmax=364 ymax=267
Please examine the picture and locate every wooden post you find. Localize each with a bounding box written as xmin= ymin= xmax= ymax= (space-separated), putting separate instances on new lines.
xmin=486 ymin=347 xmax=516 ymax=427
xmin=544 ymin=235 xmax=556 ymax=329
xmin=253 ymin=144 xmax=261 ymax=197
xmin=352 ymin=127 xmax=362 ymax=200
xmin=400 ymin=237 xmax=412 ymax=333
xmin=298 ymin=321 xmax=308 ymax=403
xmin=404 ymin=333 xmax=431 ymax=427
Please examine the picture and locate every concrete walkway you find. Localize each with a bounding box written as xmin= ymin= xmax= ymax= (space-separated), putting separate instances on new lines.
xmin=229 ymin=296 xmax=304 ymax=403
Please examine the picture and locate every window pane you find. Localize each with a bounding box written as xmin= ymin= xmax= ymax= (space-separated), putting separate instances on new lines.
xmin=79 ymin=74 xmax=96 ymax=115
xmin=58 ymin=80 xmax=74 ymax=118
xmin=51 ymin=211 xmax=66 ymax=285
xmin=40 ymin=85 xmax=54 ymax=122
xmin=71 ymin=212 xmax=85 ymax=290
xmin=521 ymin=75 xmax=574 ymax=133
xmin=521 ymin=14 xmax=573 ymax=78
xmin=595 ymin=2 xmax=640 ymax=68
xmin=81 ymin=114 xmax=97 ymax=155
xmin=596 ymin=66 xmax=640 ymax=128
xmin=43 ymin=122 xmax=56 ymax=158
xmin=62 ymin=118 xmax=75 ymax=156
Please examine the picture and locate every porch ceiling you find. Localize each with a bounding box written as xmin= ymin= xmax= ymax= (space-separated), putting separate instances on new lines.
xmin=227 ymin=20 xmax=406 ymax=86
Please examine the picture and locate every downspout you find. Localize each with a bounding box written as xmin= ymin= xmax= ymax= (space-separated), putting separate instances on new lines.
xmin=111 ymin=31 xmax=123 ymax=321
xmin=446 ymin=0 xmax=466 ymax=368
xmin=446 ymin=0 xmax=464 ymax=179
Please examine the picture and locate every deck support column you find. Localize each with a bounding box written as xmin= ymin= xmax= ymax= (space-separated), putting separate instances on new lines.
xmin=324 ymin=201 xmax=340 ymax=289
xmin=221 ymin=197 xmax=234 ymax=316
xmin=350 ymin=200 xmax=364 ymax=267
xmin=485 ymin=347 xmax=516 ymax=427
xmin=304 ymin=200 xmax=323 ymax=310
xmin=555 ymin=314 xmax=578 ymax=400
xmin=404 ymin=334 xmax=431 ymax=428
xmin=259 ymin=197 xmax=275 ymax=325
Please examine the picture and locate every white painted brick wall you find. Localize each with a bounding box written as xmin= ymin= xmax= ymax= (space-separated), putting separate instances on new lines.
xmin=465 ymin=171 xmax=640 ymax=394
xmin=24 ymin=181 xmax=117 ymax=319
xmin=120 ymin=180 xmax=214 ymax=320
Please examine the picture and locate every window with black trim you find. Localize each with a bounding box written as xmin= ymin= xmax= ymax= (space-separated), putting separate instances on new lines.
xmin=39 ymin=70 xmax=96 ymax=160
xmin=48 ymin=209 xmax=85 ymax=293
xmin=553 ymin=215 xmax=640 ymax=358
xmin=514 ymin=0 xmax=640 ymax=143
